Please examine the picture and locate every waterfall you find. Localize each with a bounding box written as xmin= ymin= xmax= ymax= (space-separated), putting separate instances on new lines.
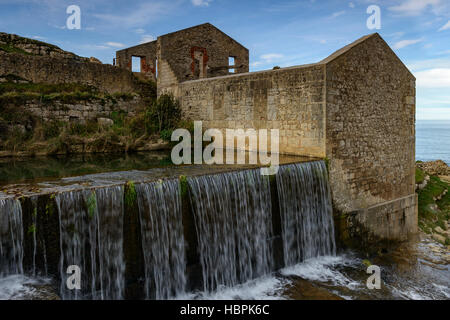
xmin=276 ymin=161 xmax=336 ymax=267
xmin=136 ymin=179 xmax=186 ymax=300
xmin=55 ymin=186 xmax=125 ymax=300
xmin=0 ymin=198 xmax=24 ymax=276
xmin=188 ymin=169 xmax=273 ymax=292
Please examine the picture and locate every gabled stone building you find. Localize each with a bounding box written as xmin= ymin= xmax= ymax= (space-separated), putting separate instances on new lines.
xmin=117 ymin=24 xmax=417 ymax=248
xmin=116 ymin=23 xmax=249 ymax=94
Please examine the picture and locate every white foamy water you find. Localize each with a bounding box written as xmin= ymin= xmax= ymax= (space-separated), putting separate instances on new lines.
xmin=281 ymin=255 xmax=361 ymax=290
xmin=0 ymin=275 xmax=51 ymax=300
xmin=178 ymin=276 xmax=289 ymax=300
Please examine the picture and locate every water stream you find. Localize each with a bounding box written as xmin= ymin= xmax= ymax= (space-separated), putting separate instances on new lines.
xmin=0 ymin=160 xmax=448 ymax=300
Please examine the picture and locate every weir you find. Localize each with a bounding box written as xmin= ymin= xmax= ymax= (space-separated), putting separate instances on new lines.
xmin=0 ymin=160 xmax=336 ymax=299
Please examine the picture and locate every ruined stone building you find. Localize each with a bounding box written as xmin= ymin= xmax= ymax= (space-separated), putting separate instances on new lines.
xmin=117 ymin=23 xmax=417 ymax=248
xmin=116 ymin=23 xmax=249 ymax=93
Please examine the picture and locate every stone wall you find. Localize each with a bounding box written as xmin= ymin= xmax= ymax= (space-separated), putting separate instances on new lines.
xmin=20 ymin=98 xmax=142 ymax=123
xmin=178 ymin=64 xmax=326 ymax=157
xmin=0 ymin=52 xmax=140 ymax=94
xmin=324 ymin=34 xmax=416 ymax=212
xmin=158 ymin=23 xmax=249 ymax=84
xmin=116 ymin=41 xmax=157 ymax=81
xmin=324 ymin=34 xmax=417 ymax=244
xmin=176 ymin=33 xmax=417 ymax=245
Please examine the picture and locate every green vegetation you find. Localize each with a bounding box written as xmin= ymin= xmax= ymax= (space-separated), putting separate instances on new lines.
xmin=415 ymin=168 xmax=425 ymax=185
xmin=0 ymin=43 xmax=33 ymax=55
xmin=416 ymin=166 xmax=450 ymax=244
xmin=0 ymin=77 xmax=193 ymax=155
xmin=86 ymin=191 xmax=97 ymax=218
xmin=27 ymin=224 xmax=36 ymax=234
xmin=124 ymin=181 xmax=137 ymax=207
xmin=179 ymin=175 xmax=188 ymax=198
xmin=145 ymin=93 xmax=181 ymax=137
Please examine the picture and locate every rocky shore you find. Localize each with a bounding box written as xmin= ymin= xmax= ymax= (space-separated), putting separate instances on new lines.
xmin=415 ymin=160 xmax=450 ymax=263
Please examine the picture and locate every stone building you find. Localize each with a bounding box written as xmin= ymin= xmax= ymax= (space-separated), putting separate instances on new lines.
xmin=117 ymin=24 xmax=417 ymax=247
xmin=116 ymin=23 xmax=249 ymax=94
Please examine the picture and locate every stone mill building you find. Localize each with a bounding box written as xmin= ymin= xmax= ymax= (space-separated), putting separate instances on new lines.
xmin=117 ymin=23 xmax=417 ymax=248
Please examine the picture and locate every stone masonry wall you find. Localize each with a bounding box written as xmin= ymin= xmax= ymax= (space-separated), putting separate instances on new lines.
xmin=0 ymin=52 xmax=140 ymax=94
xmin=116 ymin=41 xmax=157 ymax=81
xmin=19 ymin=98 xmax=142 ymax=123
xmin=158 ymin=23 xmax=249 ymax=95
xmin=325 ymin=34 xmax=416 ymax=212
xmin=179 ymin=64 xmax=326 ymax=157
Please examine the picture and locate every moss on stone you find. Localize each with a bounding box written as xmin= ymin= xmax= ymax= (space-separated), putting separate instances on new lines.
xmin=125 ymin=181 xmax=137 ymax=208
xmin=179 ymin=175 xmax=188 ymax=198
xmin=417 ymin=173 xmax=449 ymax=242
xmin=415 ymin=167 xmax=425 ymax=184
xmin=86 ymin=191 xmax=97 ymax=218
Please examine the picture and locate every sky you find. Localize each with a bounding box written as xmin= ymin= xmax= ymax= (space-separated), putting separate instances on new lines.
xmin=0 ymin=0 xmax=449 ymax=120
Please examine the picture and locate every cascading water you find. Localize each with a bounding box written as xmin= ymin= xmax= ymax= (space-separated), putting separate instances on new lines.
xmin=0 ymin=198 xmax=24 ymax=276
xmin=188 ymin=169 xmax=273 ymax=292
xmin=276 ymin=161 xmax=336 ymax=267
xmin=55 ymin=186 xmax=125 ymax=300
xmin=136 ymin=179 xmax=186 ymax=300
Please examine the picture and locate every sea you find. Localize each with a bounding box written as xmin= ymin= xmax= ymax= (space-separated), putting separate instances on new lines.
xmin=416 ymin=120 xmax=450 ymax=165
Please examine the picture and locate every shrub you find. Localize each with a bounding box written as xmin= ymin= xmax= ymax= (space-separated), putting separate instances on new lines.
xmin=43 ymin=120 xmax=64 ymax=139
xmin=145 ymin=94 xmax=181 ymax=134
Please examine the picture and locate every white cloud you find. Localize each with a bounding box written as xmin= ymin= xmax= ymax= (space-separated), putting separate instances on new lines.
xmin=191 ymin=0 xmax=212 ymax=7
xmin=140 ymin=35 xmax=156 ymax=44
xmin=387 ymin=32 xmax=405 ymax=39
xmin=349 ymin=2 xmax=355 ymax=9
xmin=105 ymin=42 xmax=125 ymax=48
xmin=417 ymin=107 xmax=450 ymax=120
xmin=408 ymin=58 xmax=450 ymax=71
xmin=331 ymin=10 xmax=346 ymax=18
xmin=135 ymin=28 xmax=145 ymax=34
xmin=32 ymin=36 xmax=47 ymax=41
xmin=392 ymin=38 xmax=423 ymax=50
xmin=438 ymin=20 xmax=450 ymax=31
xmin=94 ymin=2 xmax=170 ymax=28
xmin=260 ymin=53 xmax=284 ymax=62
xmin=415 ymin=68 xmax=450 ymax=88
xmin=251 ymin=53 xmax=284 ymax=68
xmin=389 ymin=0 xmax=441 ymax=16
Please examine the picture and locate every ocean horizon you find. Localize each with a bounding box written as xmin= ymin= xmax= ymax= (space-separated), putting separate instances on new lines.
xmin=416 ymin=120 xmax=450 ymax=165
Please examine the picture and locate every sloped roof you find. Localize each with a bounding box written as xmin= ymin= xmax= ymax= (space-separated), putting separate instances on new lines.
xmin=319 ymin=33 xmax=377 ymax=64
xmin=319 ymin=33 xmax=414 ymax=78
xmin=160 ymin=23 xmax=248 ymax=50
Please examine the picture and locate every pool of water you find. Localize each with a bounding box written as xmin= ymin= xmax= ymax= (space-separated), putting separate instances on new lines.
xmin=0 ymin=152 xmax=173 ymax=186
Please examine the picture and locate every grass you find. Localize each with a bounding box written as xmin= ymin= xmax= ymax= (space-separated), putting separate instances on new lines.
xmin=416 ymin=167 xmax=450 ymax=243
xmin=0 ymin=82 xmax=193 ymax=155
xmin=0 ymin=43 xmax=33 ymax=55
xmin=415 ymin=168 xmax=425 ymax=185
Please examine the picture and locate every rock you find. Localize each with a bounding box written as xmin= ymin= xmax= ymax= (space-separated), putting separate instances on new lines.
xmin=97 ymin=117 xmax=114 ymax=127
xmin=432 ymin=233 xmax=446 ymax=244
xmin=89 ymin=57 xmax=102 ymax=64
xmin=434 ymin=226 xmax=445 ymax=235
xmin=417 ymin=160 xmax=450 ymax=176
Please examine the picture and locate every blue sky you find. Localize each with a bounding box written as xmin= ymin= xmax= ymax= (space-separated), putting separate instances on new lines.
xmin=1 ymin=0 xmax=449 ymax=120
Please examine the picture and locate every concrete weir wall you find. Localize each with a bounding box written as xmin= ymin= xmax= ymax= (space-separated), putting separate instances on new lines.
xmin=174 ymin=33 xmax=417 ymax=246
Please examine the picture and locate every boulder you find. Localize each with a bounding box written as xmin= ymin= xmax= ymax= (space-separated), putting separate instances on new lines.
xmin=417 ymin=160 xmax=450 ymax=176
xmin=89 ymin=57 xmax=102 ymax=64
xmin=434 ymin=226 xmax=445 ymax=234
xmin=97 ymin=117 xmax=114 ymax=127
xmin=432 ymin=233 xmax=446 ymax=244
